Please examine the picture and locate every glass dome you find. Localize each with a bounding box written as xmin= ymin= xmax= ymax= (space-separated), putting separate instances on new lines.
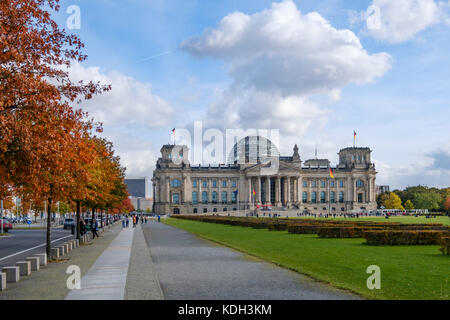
xmin=227 ymin=136 xmax=280 ymax=165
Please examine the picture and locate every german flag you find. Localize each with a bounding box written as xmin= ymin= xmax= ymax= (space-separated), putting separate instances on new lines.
xmin=329 ymin=168 xmax=335 ymax=179
xmin=253 ymin=189 xmax=256 ymax=196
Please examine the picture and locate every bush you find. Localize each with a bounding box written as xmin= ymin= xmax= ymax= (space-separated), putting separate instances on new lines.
xmin=287 ymin=224 xmax=320 ymax=234
xmin=318 ymin=227 xmax=383 ymax=238
xmin=438 ymin=237 xmax=450 ymax=255
xmin=364 ymin=230 xmax=448 ymax=245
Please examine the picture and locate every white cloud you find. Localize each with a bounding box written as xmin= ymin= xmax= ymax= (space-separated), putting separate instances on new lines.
xmin=102 ymin=131 xmax=157 ymax=178
xmin=359 ymin=0 xmax=443 ymax=43
xmin=181 ymin=0 xmax=391 ymax=136
xmin=69 ymin=62 xmax=174 ymax=129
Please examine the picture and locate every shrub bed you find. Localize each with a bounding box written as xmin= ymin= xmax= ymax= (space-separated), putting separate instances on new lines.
xmin=364 ymin=230 xmax=448 ymax=245
xmin=318 ymin=226 xmax=383 ymax=238
xmin=438 ymin=237 xmax=450 ymax=255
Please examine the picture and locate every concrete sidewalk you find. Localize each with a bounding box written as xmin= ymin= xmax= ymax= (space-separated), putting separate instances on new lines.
xmin=65 ymin=225 xmax=135 ymax=300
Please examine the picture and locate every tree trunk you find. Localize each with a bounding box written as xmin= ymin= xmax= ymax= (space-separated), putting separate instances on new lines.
xmin=76 ymin=200 xmax=81 ymax=240
xmin=46 ymin=197 xmax=52 ymax=258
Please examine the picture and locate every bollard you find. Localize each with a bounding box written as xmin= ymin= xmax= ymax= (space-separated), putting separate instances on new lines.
xmin=51 ymin=248 xmax=59 ymax=260
xmin=74 ymin=239 xmax=79 ymax=248
xmin=2 ymin=267 xmax=19 ymax=283
xmin=26 ymin=257 xmax=40 ymax=271
xmin=16 ymin=261 xmax=31 ymax=276
xmin=57 ymin=245 xmax=65 ymax=256
xmin=35 ymin=253 xmax=47 ymax=266
xmin=0 ymin=272 xmax=5 ymax=291
xmin=64 ymin=242 xmax=71 ymax=252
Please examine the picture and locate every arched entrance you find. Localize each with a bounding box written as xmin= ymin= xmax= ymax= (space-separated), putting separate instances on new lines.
xmin=173 ymin=208 xmax=180 ymax=215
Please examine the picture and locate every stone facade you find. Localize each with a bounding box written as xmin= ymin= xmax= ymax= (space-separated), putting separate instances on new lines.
xmin=152 ymin=137 xmax=377 ymax=215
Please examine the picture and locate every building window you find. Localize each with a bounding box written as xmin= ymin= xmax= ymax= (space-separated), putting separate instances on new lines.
xmin=213 ymin=208 xmax=217 ymax=212
xmin=192 ymin=191 xmax=198 ymax=204
xmin=339 ymin=191 xmax=344 ymax=203
xmin=321 ymin=180 xmax=326 ymax=188
xmin=233 ymin=208 xmax=237 ymax=211
xmin=341 ymin=207 xmax=345 ymax=212
xmin=212 ymin=180 xmax=217 ymax=188
xmin=339 ymin=180 xmax=344 ymax=188
xmin=203 ymin=208 xmax=207 ymax=213
xmin=358 ymin=193 xmax=363 ymax=203
xmin=330 ymin=180 xmax=335 ymax=188
xmin=171 ymin=179 xmax=181 ymax=187
xmin=202 ymin=191 xmax=208 ymax=204
xmin=222 ymin=180 xmax=227 ymax=187
xmin=356 ymin=180 xmax=364 ymax=188
xmin=193 ymin=208 xmax=198 ymax=214
xmin=232 ymin=180 xmax=237 ymax=188
xmin=311 ymin=180 xmax=317 ymax=188
xmin=320 ymin=191 xmax=326 ymax=203
xmin=303 ymin=180 xmax=308 ymax=187
xmin=223 ymin=208 xmax=227 ymax=212
xmin=221 ymin=191 xmax=227 ymax=204
xmin=192 ymin=180 xmax=197 ymax=188
xmin=212 ymin=191 xmax=218 ymax=203
xmin=202 ymin=180 xmax=208 ymax=188
xmin=330 ymin=191 xmax=335 ymax=203
xmin=172 ymin=193 xmax=180 ymax=204
xmin=311 ymin=191 xmax=317 ymax=203
xmin=302 ymin=191 xmax=307 ymax=203
xmin=231 ymin=191 xmax=237 ymax=203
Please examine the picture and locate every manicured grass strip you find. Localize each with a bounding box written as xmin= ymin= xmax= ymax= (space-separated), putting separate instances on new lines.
xmin=164 ymin=218 xmax=449 ymax=300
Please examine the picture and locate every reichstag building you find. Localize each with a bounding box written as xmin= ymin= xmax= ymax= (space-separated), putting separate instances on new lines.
xmin=152 ymin=136 xmax=377 ymax=215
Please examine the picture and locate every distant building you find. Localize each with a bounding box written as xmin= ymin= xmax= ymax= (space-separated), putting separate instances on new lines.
xmin=130 ymin=197 xmax=153 ymax=212
xmin=125 ymin=178 xmax=152 ymax=212
xmin=152 ymin=135 xmax=378 ymax=215
xmin=376 ymin=185 xmax=390 ymax=196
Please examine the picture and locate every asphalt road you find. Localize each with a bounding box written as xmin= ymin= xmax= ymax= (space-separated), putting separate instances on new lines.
xmin=142 ymin=222 xmax=361 ymax=300
xmin=0 ymin=228 xmax=74 ymax=269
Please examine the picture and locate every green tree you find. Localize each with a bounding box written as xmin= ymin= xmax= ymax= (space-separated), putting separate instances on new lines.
xmin=413 ymin=191 xmax=442 ymax=211
xmin=383 ymin=193 xmax=404 ymax=210
xmin=377 ymin=192 xmax=390 ymax=208
xmin=404 ymin=200 xmax=414 ymax=210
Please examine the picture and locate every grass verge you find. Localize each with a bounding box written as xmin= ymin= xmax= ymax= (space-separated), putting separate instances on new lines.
xmin=164 ymin=218 xmax=449 ymax=300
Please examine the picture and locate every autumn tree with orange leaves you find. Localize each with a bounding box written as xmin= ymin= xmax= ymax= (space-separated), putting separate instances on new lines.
xmin=0 ymin=0 xmax=133 ymax=256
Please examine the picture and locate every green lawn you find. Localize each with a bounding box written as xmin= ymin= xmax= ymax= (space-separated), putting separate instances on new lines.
xmin=164 ymin=218 xmax=449 ymax=300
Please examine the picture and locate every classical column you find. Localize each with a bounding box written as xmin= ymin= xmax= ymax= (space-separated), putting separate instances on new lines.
xmin=275 ymin=176 xmax=281 ymax=206
xmin=247 ymin=177 xmax=252 ymax=204
xmin=298 ymin=176 xmax=303 ymax=205
xmin=166 ymin=177 xmax=170 ymax=203
xmin=266 ymin=177 xmax=272 ymax=205
xmin=257 ymin=177 xmax=262 ymax=204
xmin=286 ymin=176 xmax=291 ymax=207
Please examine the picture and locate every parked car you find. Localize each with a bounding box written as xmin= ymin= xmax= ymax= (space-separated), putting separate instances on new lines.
xmin=63 ymin=218 xmax=75 ymax=229
xmin=0 ymin=218 xmax=13 ymax=232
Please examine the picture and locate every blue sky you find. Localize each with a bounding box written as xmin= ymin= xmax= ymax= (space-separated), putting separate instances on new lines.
xmin=53 ymin=0 xmax=450 ymax=190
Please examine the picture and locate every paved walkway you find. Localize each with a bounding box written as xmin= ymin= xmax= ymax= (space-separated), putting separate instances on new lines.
xmin=65 ymin=225 xmax=135 ymax=300
xmin=142 ymin=222 xmax=361 ymax=300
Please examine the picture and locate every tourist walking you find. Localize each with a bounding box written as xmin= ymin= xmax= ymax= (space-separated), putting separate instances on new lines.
xmin=91 ymin=219 xmax=99 ymax=238
xmin=126 ymin=216 xmax=129 ymax=227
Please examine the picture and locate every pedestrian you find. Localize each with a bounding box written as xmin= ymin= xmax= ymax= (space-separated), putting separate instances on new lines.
xmin=91 ymin=219 xmax=99 ymax=238
xmin=126 ymin=216 xmax=129 ymax=228
xmin=157 ymin=215 xmax=160 ymax=223
xmin=122 ymin=217 xmax=125 ymax=228
xmin=141 ymin=216 xmax=144 ymax=224
xmin=133 ymin=215 xmax=136 ymax=227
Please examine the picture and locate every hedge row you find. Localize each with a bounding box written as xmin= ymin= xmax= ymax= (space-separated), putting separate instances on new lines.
xmin=317 ymin=227 xmax=384 ymax=238
xmin=363 ymin=230 xmax=447 ymax=246
xmin=173 ymin=215 xmax=449 ymax=250
xmin=438 ymin=237 xmax=450 ymax=255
